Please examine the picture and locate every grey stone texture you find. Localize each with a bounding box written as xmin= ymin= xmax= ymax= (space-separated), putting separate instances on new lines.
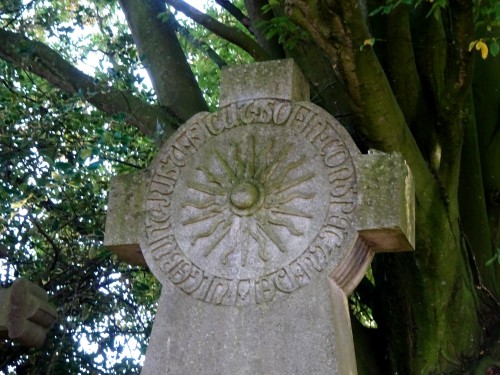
xmin=105 ymin=171 xmax=149 ymax=266
xmin=219 ymin=59 xmax=310 ymax=106
xmin=0 ymin=278 xmax=57 ymax=347
xmin=104 ymin=59 xmax=415 ymax=374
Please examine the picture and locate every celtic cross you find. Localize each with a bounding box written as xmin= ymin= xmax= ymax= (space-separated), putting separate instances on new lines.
xmin=104 ymin=59 xmax=414 ymax=374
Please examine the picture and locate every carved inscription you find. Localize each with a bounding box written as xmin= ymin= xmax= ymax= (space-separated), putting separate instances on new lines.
xmin=146 ymin=99 xmax=358 ymax=305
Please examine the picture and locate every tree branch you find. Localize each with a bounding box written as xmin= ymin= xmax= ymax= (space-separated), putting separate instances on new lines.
xmin=28 ymin=213 xmax=61 ymax=274
xmin=443 ymin=0 xmax=475 ymax=118
xmin=119 ymin=0 xmax=209 ymax=123
xmin=214 ymin=0 xmax=253 ymax=32
xmin=383 ymin=5 xmax=423 ymax=128
xmin=174 ymin=20 xmax=227 ymax=68
xmin=288 ymin=42 xmax=350 ymax=119
xmin=286 ymin=1 xmax=484 ymax=371
xmin=164 ymin=0 xmax=270 ymax=61
xmin=0 ymin=28 xmax=178 ymax=138
xmin=412 ymin=2 xmax=474 ymax=205
xmin=243 ymin=0 xmax=285 ymax=59
xmin=375 ymin=5 xmax=443 ymax=184
xmin=436 ymin=1 xmax=474 ymax=201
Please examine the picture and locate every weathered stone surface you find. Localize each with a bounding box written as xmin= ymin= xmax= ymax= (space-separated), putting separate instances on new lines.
xmin=332 ymin=150 xmax=415 ymax=294
xmin=357 ymin=150 xmax=415 ymax=252
xmin=104 ymin=171 xmax=149 ymax=266
xmin=219 ymin=58 xmax=310 ymax=106
xmin=0 ymin=278 xmax=57 ymax=347
xmin=104 ymin=59 xmax=415 ymax=374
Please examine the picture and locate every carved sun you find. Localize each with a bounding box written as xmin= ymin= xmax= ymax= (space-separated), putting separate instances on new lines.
xmin=182 ymin=135 xmax=316 ymax=267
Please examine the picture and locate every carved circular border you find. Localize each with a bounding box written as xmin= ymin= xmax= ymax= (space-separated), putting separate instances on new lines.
xmin=145 ymin=99 xmax=358 ymax=306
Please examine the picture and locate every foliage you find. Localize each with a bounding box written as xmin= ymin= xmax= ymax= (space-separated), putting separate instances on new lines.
xmin=0 ymin=0 xmax=499 ymax=374
xmin=0 ymin=2 xmax=161 ymax=371
xmin=173 ymin=6 xmax=254 ymax=109
xmin=0 ymin=67 xmax=160 ymax=373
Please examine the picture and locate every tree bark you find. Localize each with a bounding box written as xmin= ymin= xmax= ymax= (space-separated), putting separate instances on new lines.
xmin=119 ymin=0 xmax=209 ymax=125
xmin=473 ymin=43 xmax=500 ymax=252
xmin=244 ymin=0 xmax=285 ymax=59
xmin=164 ymin=0 xmax=271 ymax=61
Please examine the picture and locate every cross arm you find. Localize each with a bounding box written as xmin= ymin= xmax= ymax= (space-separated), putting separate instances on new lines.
xmin=357 ymin=150 xmax=415 ymax=252
xmin=332 ymin=150 xmax=415 ymax=294
xmin=0 ymin=278 xmax=57 ymax=347
xmin=104 ymin=171 xmax=149 ymax=267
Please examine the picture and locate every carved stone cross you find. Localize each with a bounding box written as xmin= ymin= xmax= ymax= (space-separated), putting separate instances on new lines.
xmin=105 ymin=59 xmax=414 ymax=374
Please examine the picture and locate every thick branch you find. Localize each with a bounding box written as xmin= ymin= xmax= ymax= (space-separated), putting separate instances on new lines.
xmin=459 ymin=91 xmax=499 ymax=295
xmin=164 ymin=0 xmax=270 ymax=61
xmin=413 ymin=6 xmax=447 ymax=109
xmin=244 ymin=0 xmax=285 ymax=59
xmin=380 ymin=5 xmax=439 ymax=179
xmin=288 ymin=42 xmax=351 ymax=119
xmin=384 ymin=5 xmax=422 ymax=128
xmin=437 ymin=1 xmax=474 ymax=199
xmin=286 ymin=0 xmax=483 ymax=371
xmin=443 ymin=0 xmax=475 ymax=119
xmin=374 ymin=4 xmax=449 ymax=203
xmin=120 ymin=0 xmax=209 ymax=122
xmin=412 ymin=2 xmax=474 ymax=201
xmin=215 ymin=0 xmax=253 ymax=32
xmin=473 ymin=42 xmax=500 ymax=254
xmin=0 ymin=28 xmax=176 ymax=138
xmin=215 ymin=0 xmax=285 ymax=59
xmin=174 ymin=21 xmax=227 ymax=68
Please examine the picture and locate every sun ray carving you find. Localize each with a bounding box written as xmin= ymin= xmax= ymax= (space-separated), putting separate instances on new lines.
xmin=191 ymin=219 xmax=226 ymax=246
xmin=182 ymin=198 xmax=218 ymax=210
xmin=182 ymin=135 xmax=316 ymax=266
xmin=203 ymin=221 xmax=232 ymax=257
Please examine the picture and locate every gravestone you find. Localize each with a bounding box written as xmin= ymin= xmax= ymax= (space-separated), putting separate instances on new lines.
xmin=0 ymin=278 xmax=57 ymax=347
xmin=105 ymin=59 xmax=415 ymax=374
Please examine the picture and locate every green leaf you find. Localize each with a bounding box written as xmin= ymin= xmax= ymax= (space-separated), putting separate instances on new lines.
xmin=486 ymin=257 xmax=496 ymax=266
xmin=157 ymin=11 xmax=170 ymax=23
xmin=486 ymin=248 xmax=500 ymax=266
xmin=89 ymin=247 xmax=98 ymax=259
xmin=82 ymin=305 xmax=92 ymax=320
xmin=79 ymin=148 xmax=93 ymax=161
xmin=490 ymin=41 xmax=499 ymax=57
xmin=87 ymin=160 xmax=103 ymax=170
xmin=55 ymin=161 xmax=73 ymax=171
xmin=368 ymin=5 xmax=386 ymax=17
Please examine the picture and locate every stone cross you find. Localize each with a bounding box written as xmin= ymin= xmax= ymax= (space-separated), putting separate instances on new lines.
xmin=105 ymin=59 xmax=414 ymax=374
xmin=0 ymin=278 xmax=57 ymax=347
